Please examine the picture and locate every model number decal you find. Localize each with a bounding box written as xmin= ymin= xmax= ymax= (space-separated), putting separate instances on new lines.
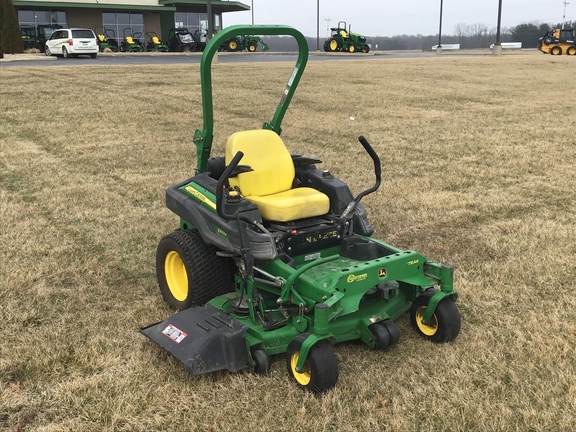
xmin=347 ymin=273 xmax=368 ymax=283
xmin=305 ymin=230 xmax=338 ymax=244
xmin=407 ymin=259 xmax=420 ymax=266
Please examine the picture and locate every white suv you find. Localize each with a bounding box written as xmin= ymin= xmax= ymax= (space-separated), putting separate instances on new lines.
xmin=45 ymin=28 xmax=98 ymax=59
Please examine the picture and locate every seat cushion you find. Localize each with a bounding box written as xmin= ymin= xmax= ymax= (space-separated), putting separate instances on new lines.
xmin=246 ymin=187 xmax=330 ymax=222
xmin=226 ymin=129 xmax=294 ymax=197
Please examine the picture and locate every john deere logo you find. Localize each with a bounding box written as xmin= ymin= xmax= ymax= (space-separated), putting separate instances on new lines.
xmin=347 ymin=273 xmax=368 ymax=283
xmin=378 ymin=268 xmax=387 ymax=278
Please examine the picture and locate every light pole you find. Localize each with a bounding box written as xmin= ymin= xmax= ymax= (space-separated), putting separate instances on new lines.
xmin=563 ymin=1 xmax=570 ymax=29
xmin=437 ymin=0 xmax=443 ymax=53
xmin=251 ymin=0 xmax=254 ymax=25
xmin=493 ymin=0 xmax=503 ymax=56
xmin=207 ymin=0 xmax=212 ymax=42
xmin=316 ymin=0 xmax=320 ymax=51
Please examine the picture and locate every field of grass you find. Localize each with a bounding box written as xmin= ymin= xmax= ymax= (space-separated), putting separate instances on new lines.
xmin=1 ymin=52 xmax=575 ymax=431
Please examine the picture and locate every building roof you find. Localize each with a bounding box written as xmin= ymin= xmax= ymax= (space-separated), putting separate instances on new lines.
xmin=158 ymin=0 xmax=249 ymax=13
xmin=13 ymin=0 xmax=250 ymax=13
xmin=13 ymin=1 xmax=176 ymax=11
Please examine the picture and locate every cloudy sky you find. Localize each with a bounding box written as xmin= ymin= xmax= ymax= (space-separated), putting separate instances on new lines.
xmin=222 ymin=0 xmax=571 ymax=37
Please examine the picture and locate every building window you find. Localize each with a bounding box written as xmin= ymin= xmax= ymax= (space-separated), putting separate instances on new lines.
xmin=102 ymin=12 xmax=145 ymax=46
xmin=18 ymin=9 xmax=67 ymax=28
xmin=174 ymin=12 xmax=221 ymax=35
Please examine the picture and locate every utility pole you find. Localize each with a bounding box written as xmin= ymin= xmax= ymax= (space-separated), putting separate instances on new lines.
xmin=562 ymin=1 xmax=570 ymax=29
xmin=251 ymin=0 xmax=254 ymax=25
xmin=437 ymin=0 xmax=443 ymax=54
xmin=316 ymin=0 xmax=320 ymax=51
xmin=207 ymin=0 xmax=212 ymax=42
xmin=492 ymin=0 xmax=503 ymax=56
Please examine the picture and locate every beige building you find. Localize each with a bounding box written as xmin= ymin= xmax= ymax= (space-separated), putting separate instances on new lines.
xmin=14 ymin=0 xmax=249 ymax=46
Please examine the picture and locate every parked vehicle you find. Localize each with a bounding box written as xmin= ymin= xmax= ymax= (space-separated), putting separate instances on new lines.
xmin=538 ymin=28 xmax=576 ymax=55
xmin=20 ymin=26 xmax=41 ymax=51
xmin=220 ymin=35 xmax=269 ymax=52
xmin=95 ymin=26 xmax=118 ymax=52
xmin=119 ymin=28 xmax=144 ymax=52
xmin=44 ymin=28 xmax=98 ymax=59
xmin=168 ymin=27 xmax=196 ymax=52
xmin=323 ymin=21 xmax=370 ymax=53
xmin=146 ymin=32 xmax=168 ymax=52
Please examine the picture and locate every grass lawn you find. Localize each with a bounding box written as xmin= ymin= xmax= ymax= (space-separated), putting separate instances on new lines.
xmin=1 ymin=51 xmax=575 ymax=431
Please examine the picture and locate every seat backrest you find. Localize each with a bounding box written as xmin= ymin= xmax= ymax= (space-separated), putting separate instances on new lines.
xmin=225 ymin=129 xmax=294 ymax=197
xmin=152 ymin=36 xmax=161 ymax=44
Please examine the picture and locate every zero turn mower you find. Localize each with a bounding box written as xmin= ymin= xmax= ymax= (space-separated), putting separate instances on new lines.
xmin=141 ymin=25 xmax=461 ymax=393
xmin=95 ymin=27 xmax=118 ymax=52
xmin=119 ymin=28 xmax=144 ymax=52
xmin=146 ymin=32 xmax=168 ymax=52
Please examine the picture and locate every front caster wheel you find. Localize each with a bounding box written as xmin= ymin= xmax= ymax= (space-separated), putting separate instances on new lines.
xmin=369 ymin=320 xmax=401 ymax=349
xmin=410 ymin=290 xmax=461 ymax=342
xmin=252 ymin=349 xmax=271 ymax=374
xmin=286 ymin=334 xmax=338 ymax=393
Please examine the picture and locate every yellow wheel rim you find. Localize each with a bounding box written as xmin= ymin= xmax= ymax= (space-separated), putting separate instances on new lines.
xmin=415 ymin=306 xmax=438 ymax=336
xmin=330 ymin=40 xmax=338 ymax=51
xmin=249 ymin=45 xmax=255 ymax=52
xmin=349 ymin=45 xmax=355 ymax=52
xmin=164 ymin=251 xmax=188 ymax=301
xmin=230 ymin=41 xmax=237 ymax=50
xmin=290 ymin=352 xmax=311 ymax=386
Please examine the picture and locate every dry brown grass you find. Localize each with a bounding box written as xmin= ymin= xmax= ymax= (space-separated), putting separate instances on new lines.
xmin=1 ymin=52 xmax=575 ymax=431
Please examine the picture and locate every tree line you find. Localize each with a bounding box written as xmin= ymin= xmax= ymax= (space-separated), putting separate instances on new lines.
xmin=269 ymin=21 xmax=576 ymax=52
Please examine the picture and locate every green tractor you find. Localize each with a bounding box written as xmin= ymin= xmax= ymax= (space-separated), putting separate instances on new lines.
xmin=324 ymin=21 xmax=370 ymax=53
xmin=141 ymin=25 xmax=460 ymax=393
xmin=220 ymin=34 xmax=270 ymax=52
xmin=145 ymin=32 xmax=168 ymax=52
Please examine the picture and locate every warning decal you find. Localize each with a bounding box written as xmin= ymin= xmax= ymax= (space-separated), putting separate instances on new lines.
xmin=162 ymin=324 xmax=188 ymax=344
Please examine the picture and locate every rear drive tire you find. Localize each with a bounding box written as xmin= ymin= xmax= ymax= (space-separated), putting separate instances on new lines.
xmin=156 ymin=229 xmax=235 ymax=310
xmin=90 ymin=53 xmax=97 ymax=59
xmin=329 ymin=39 xmax=339 ymax=52
xmin=410 ymin=290 xmax=461 ymax=342
xmin=227 ymin=38 xmax=239 ymax=52
xmin=286 ymin=334 xmax=338 ymax=393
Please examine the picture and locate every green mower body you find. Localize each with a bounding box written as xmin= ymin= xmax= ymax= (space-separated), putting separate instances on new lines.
xmin=141 ymin=25 xmax=460 ymax=393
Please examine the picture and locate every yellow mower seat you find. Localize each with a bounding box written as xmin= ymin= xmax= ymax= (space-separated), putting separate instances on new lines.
xmin=126 ymin=36 xmax=134 ymax=44
xmin=152 ymin=36 xmax=161 ymax=44
xmin=225 ymin=129 xmax=329 ymax=222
